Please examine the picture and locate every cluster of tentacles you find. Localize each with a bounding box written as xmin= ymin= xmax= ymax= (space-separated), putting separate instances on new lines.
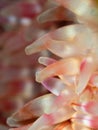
xmin=7 ymin=0 xmax=98 ymax=130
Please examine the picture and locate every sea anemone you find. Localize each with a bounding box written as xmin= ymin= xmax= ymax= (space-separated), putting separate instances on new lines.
xmin=7 ymin=0 xmax=98 ymax=129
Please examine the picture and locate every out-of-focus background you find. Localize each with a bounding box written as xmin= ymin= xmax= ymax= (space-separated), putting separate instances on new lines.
xmin=0 ymin=0 xmax=55 ymax=129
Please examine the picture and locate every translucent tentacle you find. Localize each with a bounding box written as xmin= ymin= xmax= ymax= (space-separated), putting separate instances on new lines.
xmin=7 ymin=94 xmax=57 ymax=126
xmin=38 ymin=57 xmax=56 ymax=66
xmin=25 ymin=34 xmax=50 ymax=55
xmin=78 ymin=87 xmax=93 ymax=104
xmin=89 ymin=73 xmax=98 ymax=87
xmin=36 ymin=58 xmax=80 ymax=82
xmin=42 ymin=77 xmax=76 ymax=104
xmin=7 ymin=117 xmax=21 ymax=127
xmin=25 ymin=24 xmax=94 ymax=58
xmin=55 ymin=0 xmax=98 ymax=28
xmin=55 ymin=0 xmax=91 ymax=15
xmin=72 ymin=112 xmax=98 ymax=129
xmin=28 ymin=106 xmax=74 ymax=130
xmin=37 ymin=6 xmax=76 ymax=23
xmin=49 ymin=24 xmax=86 ymax=41
xmin=42 ymin=77 xmax=66 ymax=96
xmin=72 ymin=122 xmax=91 ymax=130
xmin=48 ymin=26 xmax=95 ymax=58
xmin=76 ymin=56 xmax=95 ymax=94
xmin=59 ymin=75 xmax=76 ymax=86
xmin=38 ymin=57 xmax=77 ymax=86
xmin=75 ymin=101 xmax=98 ymax=115
xmin=8 ymin=93 xmax=74 ymax=127
xmin=47 ymin=39 xmax=82 ymax=58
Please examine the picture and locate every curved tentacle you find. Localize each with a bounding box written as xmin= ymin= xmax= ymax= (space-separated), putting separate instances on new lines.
xmin=37 ymin=6 xmax=77 ymax=23
xmin=36 ymin=57 xmax=80 ymax=83
xmin=7 ymin=94 xmax=57 ymax=126
xmin=25 ymin=24 xmax=95 ymax=58
xmin=76 ymin=56 xmax=95 ymax=94
xmin=28 ymin=106 xmax=74 ymax=130
xmin=55 ymin=0 xmax=98 ymax=28
xmin=72 ymin=112 xmax=98 ymax=129
xmin=38 ymin=57 xmax=56 ymax=66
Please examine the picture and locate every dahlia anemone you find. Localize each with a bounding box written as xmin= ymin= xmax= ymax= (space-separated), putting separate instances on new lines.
xmin=7 ymin=0 xmax=98 ymax=130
